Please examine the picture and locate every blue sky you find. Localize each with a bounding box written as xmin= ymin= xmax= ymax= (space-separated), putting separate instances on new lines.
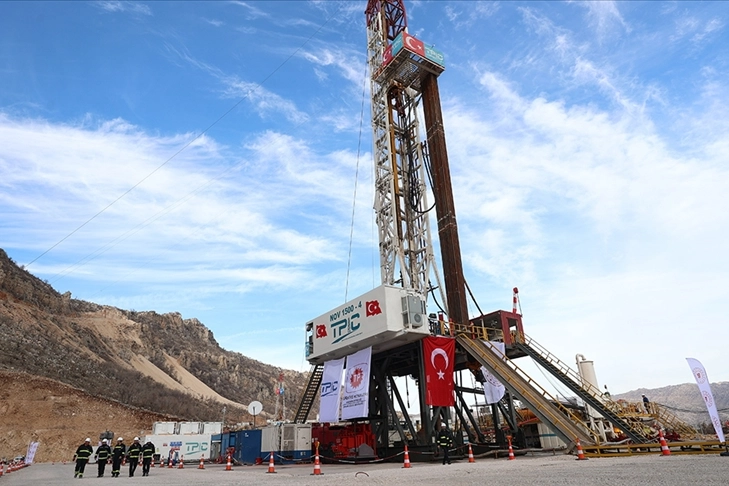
xmin=1 ymin=1 xmax=728 ymax=396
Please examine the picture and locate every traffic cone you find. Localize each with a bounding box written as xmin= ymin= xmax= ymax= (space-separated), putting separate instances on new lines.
xmin=311 ymin=445 xmax=322 ymax=475
xmin=225 ymin=454 xmax=233 ymax=471
xmin=178 ymin=455 xmax=184 ymax=469
xmin=507 ymin=437 xmax=515 ymax=461
xmin=198 ymin=455 xmax=205 ymax=469
xmin=0 ymin=463 xmax=4 ymax=477
xmin=267 ymin=451 xmax=276 ymax=474
xmin=659 ymin=430 xmax=672 ymax=456
xmin=575 ymin=438 xmax=588 ymax=460
xmin=468 ymin=443 xmax=475 ymax=463
xmin=402 ymin=444 xmax=411 ymax=468
xmin=168 ymin=456 xmax=173 ymax=468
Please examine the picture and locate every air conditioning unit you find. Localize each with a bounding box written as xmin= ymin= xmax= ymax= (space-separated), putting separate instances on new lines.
xmin=401 ymin=295 xmax=426 ymax=328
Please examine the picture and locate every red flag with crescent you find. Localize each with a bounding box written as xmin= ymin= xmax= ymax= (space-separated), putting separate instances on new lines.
xmin=423 ymin=336 xmax=455 ymax=406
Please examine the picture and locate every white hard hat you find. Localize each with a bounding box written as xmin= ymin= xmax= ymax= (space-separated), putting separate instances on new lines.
xmin=102 ymin=439 xmax=108 ymax=444
xmin=85 ymin=438 xmax=91 ymax=442
xmin=117 ymin=437 xmax=123 ymax=441
xmin=134 ymin=437 xmax=140 ymax=441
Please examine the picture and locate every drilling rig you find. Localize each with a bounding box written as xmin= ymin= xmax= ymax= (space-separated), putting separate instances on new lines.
xmin=295 ymin=0 xmax=674 ymax=461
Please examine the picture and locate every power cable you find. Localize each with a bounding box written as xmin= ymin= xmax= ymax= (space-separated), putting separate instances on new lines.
xmin=24 ymin=6 xmax=337 ymax=270
xmin=345 ymin=60 xmax=370 ymax=302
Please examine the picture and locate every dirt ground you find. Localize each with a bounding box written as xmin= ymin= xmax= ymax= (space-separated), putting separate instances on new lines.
xmin=0 ymin=370 xmax=171 ymax=463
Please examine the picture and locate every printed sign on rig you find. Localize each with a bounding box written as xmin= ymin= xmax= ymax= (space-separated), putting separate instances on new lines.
xmin=305 ymin=285 xmax=428 ymax=365
xmin=382 ymin=31 xmax=444 ymax=69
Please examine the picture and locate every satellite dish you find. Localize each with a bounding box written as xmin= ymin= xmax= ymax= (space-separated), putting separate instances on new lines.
xmin=248 ymin=401 xmax=263 ymax=428
xmin=248 ymin=401 xmax=263 ymax=415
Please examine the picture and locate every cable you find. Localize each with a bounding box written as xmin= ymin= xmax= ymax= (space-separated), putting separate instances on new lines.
xmin=345 ymin=60 xmax=370 ymax=302
xmin=24 ymin=6 xmax=338 ymax=270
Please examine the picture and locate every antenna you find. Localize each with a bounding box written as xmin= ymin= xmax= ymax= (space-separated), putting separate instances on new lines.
xmin=248 ymin=401 xmax=263 ymax=429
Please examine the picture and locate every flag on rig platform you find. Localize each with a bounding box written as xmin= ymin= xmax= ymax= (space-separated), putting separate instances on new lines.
xmin=686 ymin=358 xmax=725 ymax=443
xmin=341 ymin=347 xmax=372 ymax=420
xmin=320 ymin=357 xmax=344 ymax=423
xmin=423 ymin=336 xmax=455 ymax=406
xmin=479 ymin=341 xmax=506 ymax=404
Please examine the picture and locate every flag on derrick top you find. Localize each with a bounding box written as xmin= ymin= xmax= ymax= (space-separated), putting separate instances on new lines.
xmin=423 ymin=336 xmax=455 ymax=406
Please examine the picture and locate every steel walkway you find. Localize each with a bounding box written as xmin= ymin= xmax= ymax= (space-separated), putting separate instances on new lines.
xmin=514 ymin=334 xmax=650 ymax=443
xmin=457 ymin=334 xmax=596 ymax=447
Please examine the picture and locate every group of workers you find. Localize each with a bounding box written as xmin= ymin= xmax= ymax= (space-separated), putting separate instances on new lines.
xmin=73 ymin=436 xmax=156 ymax=478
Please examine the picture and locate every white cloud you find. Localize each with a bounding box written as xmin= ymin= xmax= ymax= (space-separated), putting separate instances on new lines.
xmin=95 ymin=1 xmax=151 ymax=16
xmin=579 ymin=0 xmax=630 ymax=38
xmin=230 ymin=1 xmax=270 ymax=20
xmin=438 ymin=63 xmax=729 ymax=390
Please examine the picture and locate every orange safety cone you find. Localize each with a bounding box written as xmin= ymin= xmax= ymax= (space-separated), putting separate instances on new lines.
xmin=0 ymin=463 xmax=4 ymax=477
xmin=402 ymin=444 xmax=411 ymax=468
xmin=168 ymin=456 xmax=173 ymax=468
xmin=311 ymin=445 xmax=322 ymax=475
xmin=507 ymin=436 xmax=515 ymax=461
xmin=225 ymin=454 xmax=233 ymax=471
xmin=659 ymin=430 xmax=672 ymax=456
xmin=575 ymin=438 xmax=588 ymax=460
xmin=267 ymin=451 xmax=276 ymax=474
xmin=198 ymin=455 xmax=205 ymax=469
xmin=178 ymin=455 xmax=184 ymax=469
xmin=468 ymin=443 xmax=475 ymax=463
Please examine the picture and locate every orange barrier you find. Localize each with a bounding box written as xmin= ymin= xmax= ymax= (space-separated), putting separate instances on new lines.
xmin=311 ymin=448 xmax=322 ymax=475
xmin=659 ymin=430 xmax=672 ymax=456
xmin=575 ymin=439 xmax=588 ymax=460
xmin=402 ymin=444 xmax=411 ymax=468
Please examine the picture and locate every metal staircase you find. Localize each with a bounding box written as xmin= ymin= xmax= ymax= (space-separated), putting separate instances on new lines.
xmin=293 ymin=364 xmax=323 ymax=424
xmin=457 ymin=334 xmax=596 ymax=446
xmin=514 ymin=334 xmax=650 ymax=443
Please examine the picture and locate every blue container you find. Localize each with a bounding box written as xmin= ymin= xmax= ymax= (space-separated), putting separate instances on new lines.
xmin=235 ymin=429 xmax=262 ymax=465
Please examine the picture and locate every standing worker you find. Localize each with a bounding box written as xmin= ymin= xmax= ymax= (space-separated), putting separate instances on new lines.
xmin=72 ymin=438 xmax=94 ymax=479
xmin=95 ymin=438 xmax=112 ymax=478
xmin=111 ymin=437 xmax=126 ymax=478
xmin=141 ymin=439 xmax=156 ymax=476
xmin=436 ymin=426 xmax=454 ymax=465
xmin=642 ymin=394 xmax=651 ymax=413
xmin=126 ymin=437 xmax=142 ymax=477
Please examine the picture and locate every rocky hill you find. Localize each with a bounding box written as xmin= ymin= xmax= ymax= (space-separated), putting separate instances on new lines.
xmin=615 ymin=383 xmax=729 ymax=430
xmin=0 ymin=248 xmax=311 ymax=461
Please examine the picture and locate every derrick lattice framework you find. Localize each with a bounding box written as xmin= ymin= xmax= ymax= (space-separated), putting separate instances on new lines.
xmin=365 ymin=0 xmax=443 ymax=303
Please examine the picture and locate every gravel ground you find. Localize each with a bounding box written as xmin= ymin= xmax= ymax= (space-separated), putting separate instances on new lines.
xmin=4 ymin=453 xmax=729 ymax=486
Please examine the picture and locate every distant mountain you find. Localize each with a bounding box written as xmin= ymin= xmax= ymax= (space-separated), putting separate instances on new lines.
xmin=0 ymin=248 xmax=309 ymax=423
xmin=615 ymin=383 xmax=729 ymax=429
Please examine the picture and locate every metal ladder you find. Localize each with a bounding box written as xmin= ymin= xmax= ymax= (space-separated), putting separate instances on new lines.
xmin=293 ymin=364 xmax=323 ymax=424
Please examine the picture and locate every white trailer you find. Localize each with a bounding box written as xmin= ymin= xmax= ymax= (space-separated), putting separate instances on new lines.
xmin=142 ymin=434 xmax=213 ymax=463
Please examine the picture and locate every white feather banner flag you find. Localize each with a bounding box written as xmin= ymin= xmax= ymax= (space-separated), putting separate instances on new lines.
xmin=686 ymin=358 xmax=725 ymax=443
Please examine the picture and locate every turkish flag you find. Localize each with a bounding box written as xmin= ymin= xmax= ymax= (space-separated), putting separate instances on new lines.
xmin=423 ymin=336 xmax=455 ymax=406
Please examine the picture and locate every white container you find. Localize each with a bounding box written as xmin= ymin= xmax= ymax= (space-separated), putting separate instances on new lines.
xmin=142 ymin=433 xmax=213 ymax=461
xmin=305 ymin=285 xmax=429 ymax=364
